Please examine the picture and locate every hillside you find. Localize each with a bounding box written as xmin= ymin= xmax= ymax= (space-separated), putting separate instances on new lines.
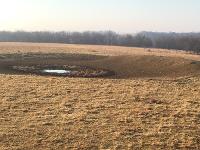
xmin=0 ymin=43 xmax=200 ymax=149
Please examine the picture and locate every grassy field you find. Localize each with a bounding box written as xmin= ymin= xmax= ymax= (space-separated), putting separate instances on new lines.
xmin=0 ymin=42 xmax=200 ymax=149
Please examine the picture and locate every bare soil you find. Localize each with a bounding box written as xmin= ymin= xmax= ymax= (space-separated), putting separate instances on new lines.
xmin=1 ymin=52 xmax=200 ymax=79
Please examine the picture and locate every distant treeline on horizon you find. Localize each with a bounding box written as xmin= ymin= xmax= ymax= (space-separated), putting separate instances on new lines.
xmin=0 ymin=31 xmax=200 ymax=53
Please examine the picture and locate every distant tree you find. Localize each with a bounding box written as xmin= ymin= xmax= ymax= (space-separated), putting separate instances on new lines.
xmin=0 ymin=31 xmax=200 ymax=53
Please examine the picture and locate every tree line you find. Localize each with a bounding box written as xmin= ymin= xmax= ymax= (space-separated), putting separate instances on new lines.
xmin=0 ymin=31 xmax=200 ymax=53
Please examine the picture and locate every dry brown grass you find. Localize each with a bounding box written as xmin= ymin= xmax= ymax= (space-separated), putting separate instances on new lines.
xmin=0 ymin=42 xmax=200 ymax=61
xmin=0 ymin=43 xmax=200 ymax=149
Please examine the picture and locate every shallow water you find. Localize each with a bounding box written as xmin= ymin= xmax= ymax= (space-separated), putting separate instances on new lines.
xmin=42 ymin=69 xmax=71 ymax=74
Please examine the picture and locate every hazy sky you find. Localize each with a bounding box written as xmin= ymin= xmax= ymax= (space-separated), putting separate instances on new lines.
xmin=0 ymin=0 xmax=200 ymax=33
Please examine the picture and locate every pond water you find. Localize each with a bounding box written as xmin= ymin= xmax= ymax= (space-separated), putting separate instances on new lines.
xmin=42 ymin=69 xmax=71 ymax=74
xmin=11 ymin=65 xmax=114 ymax=77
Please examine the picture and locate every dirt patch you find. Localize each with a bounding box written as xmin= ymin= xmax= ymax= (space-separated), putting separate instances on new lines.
xmin=1 ymin=53 xmax=200 ymax=79
xmin=11 ymin=65 xmax=115 ymax=78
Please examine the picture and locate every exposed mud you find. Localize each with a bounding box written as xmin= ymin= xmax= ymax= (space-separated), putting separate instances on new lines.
xmin=1 ymin=52 xmax=200 ymax=79
xmin=11 ymin=65 xmax=115 ymax=78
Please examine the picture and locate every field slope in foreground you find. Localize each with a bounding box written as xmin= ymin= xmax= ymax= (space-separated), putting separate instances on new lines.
xmin=0 ymin=43 xmax=200 ymax=149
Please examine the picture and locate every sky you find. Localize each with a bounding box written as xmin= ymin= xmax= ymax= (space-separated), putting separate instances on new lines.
xmin=0 ymin=0 xmax=200 ymax=33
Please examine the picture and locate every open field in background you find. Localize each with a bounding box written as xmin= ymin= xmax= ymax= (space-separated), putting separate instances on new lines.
xmin=0 ymin=42 xmax=200 ymax=60
xmin=0 ymin=42 xmax=200 ymax=149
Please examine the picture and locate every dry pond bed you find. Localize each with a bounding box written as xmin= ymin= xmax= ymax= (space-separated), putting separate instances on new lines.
xmin=11 ymin=65 xmax=115 ymax=78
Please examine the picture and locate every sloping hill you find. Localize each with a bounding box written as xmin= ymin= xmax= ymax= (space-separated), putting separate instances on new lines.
xmin=0 ymin=53 xmax=200 ymax=79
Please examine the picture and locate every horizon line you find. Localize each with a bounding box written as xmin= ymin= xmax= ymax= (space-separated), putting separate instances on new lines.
xmin=1 ymin=30 xmax=200 ymax=34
